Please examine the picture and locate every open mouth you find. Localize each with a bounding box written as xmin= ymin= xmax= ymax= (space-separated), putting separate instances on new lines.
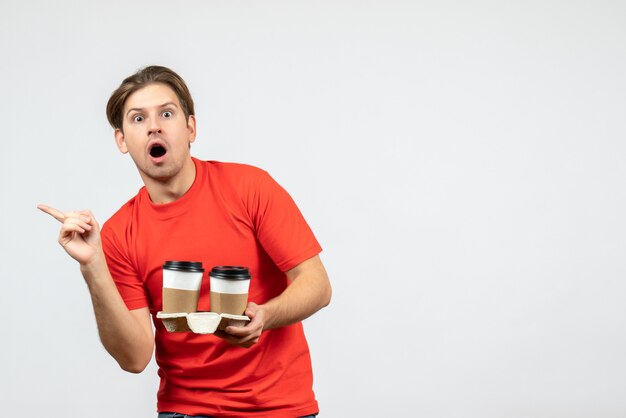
xmin=149 ymin=144 xmax=167 ymax=158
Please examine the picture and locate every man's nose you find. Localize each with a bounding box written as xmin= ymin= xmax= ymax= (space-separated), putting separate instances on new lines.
xmin=148 ymin=117 xmax=162 ymax=135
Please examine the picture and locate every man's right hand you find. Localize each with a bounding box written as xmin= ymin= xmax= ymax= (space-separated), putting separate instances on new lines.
xmin=38 ymin=204 xmax=154 ymax=373
xmin=37 ymin=204 xmax=102 ymax=266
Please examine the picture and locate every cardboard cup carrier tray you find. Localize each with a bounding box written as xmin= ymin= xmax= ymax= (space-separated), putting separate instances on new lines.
xmin=157 ymin=312 xmax=250 ymax=334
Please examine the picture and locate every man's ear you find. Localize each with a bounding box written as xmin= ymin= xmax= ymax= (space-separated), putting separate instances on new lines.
xmin=187 ymin=115 xmax=197 ymax=144
xmin=114 ymin=129 xmax=128 ymax=153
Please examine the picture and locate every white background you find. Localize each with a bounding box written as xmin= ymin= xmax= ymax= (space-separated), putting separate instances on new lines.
xmin=1 ymin=1 xmax=625 ymax=417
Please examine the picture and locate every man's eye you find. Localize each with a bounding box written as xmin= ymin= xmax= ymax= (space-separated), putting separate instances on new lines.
xmin=133 ymin=115 xmax=144 ymax=123
xmin=163 ymin=111 xmax=173 ymax=118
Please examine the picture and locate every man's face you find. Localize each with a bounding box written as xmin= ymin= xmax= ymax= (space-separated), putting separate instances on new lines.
xmin=114 ymin=83 xmax=196 ymax=182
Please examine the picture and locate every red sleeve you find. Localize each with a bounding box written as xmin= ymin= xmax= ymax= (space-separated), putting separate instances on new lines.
xmin=246 ymin=170 xmax=322 ymax=272
xmin=101 ymin=221 xmax=149 ymax=310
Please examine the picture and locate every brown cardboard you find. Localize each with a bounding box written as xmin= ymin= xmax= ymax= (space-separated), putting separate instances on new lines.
xmin=216 ymin=313 xmax=250 ymax=331
xmin=157 ymin=311 xmax=250 ymax=334
xmin=157 ymin=312 xmax=191 ymax=333
xmin=187 ymin=312 xmax=221 ymax=334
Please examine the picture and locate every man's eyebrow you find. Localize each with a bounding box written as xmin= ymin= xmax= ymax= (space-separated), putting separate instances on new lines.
xmin=126 ymin=102 xmax=179 ymax=116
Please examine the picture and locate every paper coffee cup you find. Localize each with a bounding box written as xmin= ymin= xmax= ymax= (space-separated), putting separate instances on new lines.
xmin=162 ymin=261 xmax=204 ymax=313
xmin=209 ymin=266 xmax=251 ymax=315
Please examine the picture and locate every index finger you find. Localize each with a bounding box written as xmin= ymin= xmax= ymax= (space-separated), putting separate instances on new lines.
xmin=224 ymin=317 xmax=255 ymax=335
xmin=37 ymin=204 xmax=66 ymax=222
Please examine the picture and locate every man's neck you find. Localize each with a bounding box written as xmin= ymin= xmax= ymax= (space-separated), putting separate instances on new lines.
xmin=142 ymin=158 xmax=197 ymax=204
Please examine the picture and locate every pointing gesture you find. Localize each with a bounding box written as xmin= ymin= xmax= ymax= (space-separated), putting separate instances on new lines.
xmin=37 ymin=204 xmax=103 ymax=266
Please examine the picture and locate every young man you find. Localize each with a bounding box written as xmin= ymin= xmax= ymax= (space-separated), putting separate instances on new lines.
xmin=38 ymin=65 xmax=331 ymax=417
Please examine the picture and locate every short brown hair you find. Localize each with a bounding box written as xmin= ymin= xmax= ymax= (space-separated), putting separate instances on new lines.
xmin=106 ymin=65 xmax=195 ymax=131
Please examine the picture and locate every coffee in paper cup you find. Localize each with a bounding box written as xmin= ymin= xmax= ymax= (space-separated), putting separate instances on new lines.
xmin=209 ymin=266 xmax=251 ymax=315
xmin=162 ymin=261 xmax=204 ymax=313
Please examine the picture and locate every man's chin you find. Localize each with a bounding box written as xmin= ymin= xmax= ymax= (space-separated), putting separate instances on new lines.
xmin=138 ymin=164 xmax=177 ymax=182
